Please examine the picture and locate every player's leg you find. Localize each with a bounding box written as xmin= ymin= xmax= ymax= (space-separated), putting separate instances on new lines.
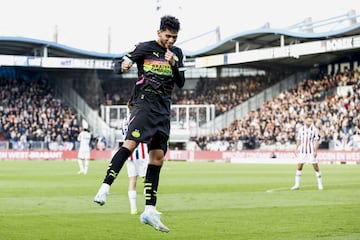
xmin=291 ymin=162 xmax=304 ymax=190
xmin=140 ymin=133 xmax=169 ymax=232
xmin=127 ymin=159 xmax=138 ymax=214
xmin=144 ymin=149 xmax=163 ymax=207
xmin=94 ymin=140 xmax=137 ymax=206
xmin=312 ymin=163 xmax=323 ymax=190
xmin=128 ymin=177 xmax=138 ymax=214
xmin=138 ymin=158 xmax=162 ymax=215
xmin=83 ymin=151 xmax=90 ymax=175
xmin=83 ymin=159 xmax=89 ymax=175
xmin=77 ymin=157 xmax=84 ymax=174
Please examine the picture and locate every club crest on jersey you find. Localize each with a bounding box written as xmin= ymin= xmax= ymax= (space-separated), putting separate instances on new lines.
xmin=131 ymin=129 xmax=141 ymax=138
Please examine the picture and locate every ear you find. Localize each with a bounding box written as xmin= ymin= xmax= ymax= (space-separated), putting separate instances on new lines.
xmin=157 ymin=30 xmax=161 ymax=37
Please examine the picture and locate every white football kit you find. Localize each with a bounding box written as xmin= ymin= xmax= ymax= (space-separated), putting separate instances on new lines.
xmin=126 ymin=142 xmax=149 ymax=177
xmin=77 ymin=130 xmax=91 ymax=174
xmin=296 ymin=123 xmax=319 ymax=164
xmin=78 ymin=130 xmax=91 ymax=159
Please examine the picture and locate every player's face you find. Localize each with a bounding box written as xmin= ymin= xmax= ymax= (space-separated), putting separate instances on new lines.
xmin=157 ymin=29 xmax=178 ymax=49
xmin=305 ymin=117 xmax=312 ymax=127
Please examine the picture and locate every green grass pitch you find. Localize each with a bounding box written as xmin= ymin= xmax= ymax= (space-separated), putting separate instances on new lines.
xmin=0 ymin=160 xmax=359 ymax=240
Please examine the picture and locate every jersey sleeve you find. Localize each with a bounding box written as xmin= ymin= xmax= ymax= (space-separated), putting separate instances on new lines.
xmin=171 ymin=47 xmax=185 ymax=88
xmin=124 ymin=42 xmax=147 ymax=63
xmin=113 ymin=42 xmax=146 ymax=74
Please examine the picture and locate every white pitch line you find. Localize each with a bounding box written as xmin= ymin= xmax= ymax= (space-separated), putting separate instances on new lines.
xmin=265 ymin=187 xmax=290 ymax=193
xmin=266 ymin=183 xmax=360 ymax=193
xmin=265 ymin=185 xmax=312 ymax=193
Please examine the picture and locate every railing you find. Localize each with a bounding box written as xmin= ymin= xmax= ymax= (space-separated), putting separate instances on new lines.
xmin=100 ymin=104 xmax=216 ymax=142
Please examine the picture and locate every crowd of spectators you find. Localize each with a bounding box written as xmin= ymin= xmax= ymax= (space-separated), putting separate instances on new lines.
xmin=101 ymin=78 xmax=133 ymax=106
xmin=100 ymin=73 xmax=281 ymax=132
xmin=100 ymin=69 xmax=360 ymax=151
xmin=102 ymin=73 xmax=280 ymax=116
xmin=193 ymin=69 xmax=360 ymax=151
xmin=2 ymin=68 xmax=359 ymax=152
xmin=173 ymin=74 xmax=278 ymax=116
xmin=0 ymin=75 xmax=81 ymax=150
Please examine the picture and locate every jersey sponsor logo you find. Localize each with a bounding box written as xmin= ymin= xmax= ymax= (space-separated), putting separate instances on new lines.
xmin=143 ymin=59 xmax=173 ymax=76
xmin=131 ymin=129 xmax=141 ymax=138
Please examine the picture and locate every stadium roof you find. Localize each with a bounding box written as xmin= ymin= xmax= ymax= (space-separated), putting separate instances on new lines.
xmin=193 ymin=25 xmax=360 ymax=71
xmin=0 ymin=11 xmax=360 ymax=71
xmin=185 ymin=23 xmax=360 ymax=57
xmin=1 ymin=23 xmax=360 ymax=59
xmin=0 ymin=36 xmax=123 ymax=59
xmin=182 ymin=12 xmax=360 ymax=71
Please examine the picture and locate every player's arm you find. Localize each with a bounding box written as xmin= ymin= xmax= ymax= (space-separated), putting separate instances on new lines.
xmin=313 ymin=139 xmax=319 ymax=158
xmin=295 ymin=139 xmax=300 ymax=156
xmin=120 ymin=55 xmax=134 ymax=73
xmin=313 ymin=129 xmax=320 ymax=158
xmin=167 ymin=48 xmax=185 ymax=88
xmin=113 ymin=43 xmax=144 ymax=74
xmin=113 ymin=58 xmax=124 ymax=74
xmin=112 ymin=54 xmax=134 ymax=74
xmin=113 ymin=58 xmax=132 ymax=74
xmin=294 ymin=129 xmax=301 ymax=156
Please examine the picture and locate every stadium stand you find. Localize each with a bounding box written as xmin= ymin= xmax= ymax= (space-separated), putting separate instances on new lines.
xmin=0 ymin=71 xmax=83 ymax=150
xmin=103 ymin=73 xmax=282 ymax=116
xmin=192 ymin=69 xmax=360 ymax=151
xmin=1 ymin=11 xmax=360 ymax=151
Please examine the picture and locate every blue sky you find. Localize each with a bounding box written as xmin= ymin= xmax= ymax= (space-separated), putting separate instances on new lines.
xmin=1 ymin=0 xmax=359 ymax=53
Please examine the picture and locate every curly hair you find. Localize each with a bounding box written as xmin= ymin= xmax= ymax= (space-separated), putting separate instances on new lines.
xmin=160 ymin=15 xmax=180 ymax=32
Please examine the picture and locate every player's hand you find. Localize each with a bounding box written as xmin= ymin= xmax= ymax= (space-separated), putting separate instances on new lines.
xmin=121 ymin=60 xmax=132 ymax=73
xmin=165 ymin=49 xmax=176 ymax=66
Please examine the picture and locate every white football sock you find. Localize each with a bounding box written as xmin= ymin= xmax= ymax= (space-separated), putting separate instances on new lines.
xmin=77 ymin=159 xmax=84 ymax=172
xmin=145 ymin=205 xmax=155 ymax=212
xmin=84 ymin=159 xmax=89 ymax=174
xmin=316 ymin=171 xmax=323 ymax=188
xmin=128 ymin=190 xmax=137 ymax=211
xmin=98 ymin=183 xmax=110 ymax=194
xmin=294 ymin=170 xmax=302 ymax=187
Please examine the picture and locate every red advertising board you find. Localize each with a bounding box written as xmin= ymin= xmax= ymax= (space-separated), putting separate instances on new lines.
xmin=0 ymin=150 xmax=359 ymax=164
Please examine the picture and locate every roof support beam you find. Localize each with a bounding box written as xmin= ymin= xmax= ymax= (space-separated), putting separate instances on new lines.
xmin=43 ymin=46 xmax=48 ymax=57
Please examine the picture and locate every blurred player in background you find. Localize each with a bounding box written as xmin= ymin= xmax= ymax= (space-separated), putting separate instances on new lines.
xmin=94 ymin=15 xmax=185 ymax=232
xmin=77 ymin=123 xmax=92 ymax=175
xmin=291 ymin=114 xmax=324 ymax=190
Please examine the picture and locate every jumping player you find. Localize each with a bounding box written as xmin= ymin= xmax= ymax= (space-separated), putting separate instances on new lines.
xmin=94 ymin=15 xmax=185 ymax=233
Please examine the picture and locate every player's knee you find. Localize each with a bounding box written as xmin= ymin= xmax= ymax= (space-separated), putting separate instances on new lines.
xmin=149 ymin=133 xmax=168 ymax=155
